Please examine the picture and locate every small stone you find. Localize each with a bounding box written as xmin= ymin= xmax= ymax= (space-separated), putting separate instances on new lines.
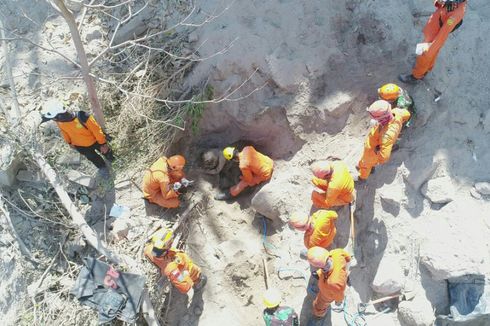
xmin=16 ymin=170 xmax=44 ymax=183
xmin=58 ymin=153 xmax=81 ymax=166
xmin=398 ymin=295 xmax=436 ymax=326
xmin=475 ymin=182 xmax=490 ymax=196
xmin=66 ymin=169 xmax=96 ymax=189
xmin=421 ymin=176 xmax=455 ymax=204
xmin=110 ymin=218 xmax=131 ymax=241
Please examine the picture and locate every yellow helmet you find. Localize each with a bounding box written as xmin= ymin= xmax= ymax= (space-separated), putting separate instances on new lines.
xmin=378 ymin=83 xmax=401 ymax=101
xmin=151 ymin=228 xmax=173 ymax=248
xmin=223 ymin=147 xmax=236 ymax=161
xmin=263 ymin=288 xmax=281 ymax=308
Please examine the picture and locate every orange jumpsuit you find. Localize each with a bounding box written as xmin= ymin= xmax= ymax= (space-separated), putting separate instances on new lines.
xmin=412 ymin=1 xmax=466 ymax=79
xmin=304 ymin=210 xmax=337 ymax=249
xmin=230 ymin=146 xmax=274 ymax=196
xmin=311 ymin=161 xmax=354 ymax=209
xmin=313 ymin=249 xmax=351 ymax=317
xmin=56 ymin=115 xmax=106 ymax=147
xmin=358 ymin=108 xmax=411 ymax=180
xmin=144 ymin=244 xmax=201 ymax=294
xmin=142 ymin=157 xmax=183 ymax=208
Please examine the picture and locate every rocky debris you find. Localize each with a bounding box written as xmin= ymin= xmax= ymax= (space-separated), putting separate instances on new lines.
xmin=421 ymin=176 xmax=456 ymax=204
xmin=65 ymin=0 xmax=83 ymax=12
xmin=110 ymin=217 xmax=131 ymax=242
xmin=474 ymin=182 xmax=490 ymax=196
xmin=0 ymin=144 xmax=21 ymax=187
xmin=0 ymin=233 xmax=15 ymax=247
xmin=470 ymin=188 xmax=483 ymax=200
xmin=16 ymin=170 xmax=44 ymax=183
xmin=398 ymin=294 xmax=436 ymax=326
xmin=65 ymin=237 xmax=86 ymax=259
xmin=85 ymin=28 xmax=103 ymax=43
xmin=372 ymin=255 xmax=405 ymax=295
xmin=66 ymin=169 xmax=96 ymax=189
xmin=251 ymin=168 xmax=310 ymax=222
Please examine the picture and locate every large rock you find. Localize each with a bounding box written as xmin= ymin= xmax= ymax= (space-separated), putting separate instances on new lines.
xmin=475 ymin=182 xmax=490 ymax=196
xmin=66 ymin=170 xmax=96 ymax=189
xmin=251 ymin=167 xmax=311 ymax=222
xmin=372 ymin=255 xmax=405 ymax=295
xmin=398 ymin=295 xmax=436 ymax=326
xmin=421 ymin=176 xmax=456 ymax=204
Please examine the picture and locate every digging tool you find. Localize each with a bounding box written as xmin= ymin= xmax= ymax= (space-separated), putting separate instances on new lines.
xmin=357 ymin=290 xmax=417 ymax=314
xmin=262 ymin=257 xmax=270 ymax=290
xmin=344 ymin=202 xmax=358 ymax=267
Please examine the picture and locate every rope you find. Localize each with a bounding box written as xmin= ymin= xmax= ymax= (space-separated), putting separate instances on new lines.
xmin=342 ymin=296 xmax=367 ymax=326
xmin=261 ymin=217 xmax=281 ymax=258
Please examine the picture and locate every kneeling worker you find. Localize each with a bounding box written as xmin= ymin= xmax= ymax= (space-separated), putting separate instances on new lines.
xmin=307 ymin=247 xmax=350 ymax=323
xmin=142 ymin=155 xmax=192 ymax=208
xmin=357 ymin=100 xmax=410 ymax=180
xmin=144 ymin=228 xmax=206 ymax=294
xmin=215 ymin=146 xmax=273 ymax=200
xmin=311 ymin=160 xmax=354 ymax=209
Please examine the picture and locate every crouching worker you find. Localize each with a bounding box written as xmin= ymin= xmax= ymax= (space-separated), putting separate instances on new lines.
xmin=311 ymin=160 xmax=354 ymax=209
xmin=262 ymin=288 xmax=299 ymax=326
xmin=215 ymin=146 xmax=273 ymax=200
xmin=142 ymin=155 xmax=192 ymax=208
xmin=307 ymin=247 xmax=350 ymax=324
xmin=357 ymin=100 xmax=410 ymax=180
xmin=144 ymin=228 xmax=206 ymax=294
xmin=41 ymin=99 xmax=113 ymax=172
xmin=378 ymin=83 xmax=415 ymax=127
xmin=289 ymin=210 xmax=338 ymax=255
xmin=199 ymin=148 xmax=242 ymax=200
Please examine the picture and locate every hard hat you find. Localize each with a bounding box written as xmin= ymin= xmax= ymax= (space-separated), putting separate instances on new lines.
xmin=311 ymin=161 xmax=332 ymax=179
xmin=223 ymin=147 xmax=236 ymax=161
xmin=289 ymin=213 xmax=309 ymax=230
xmin=378 ymin=83 xmax=401 ymax=101
xmin=263 ymin=288 xmax=281 ymax=308
xmin=367 ymin=100 xmax=392 ymax=124
xmin=167 ymin=155 xmax=186 ymax=170
xmin=307 ymin=247 xmax=330 ymax=269
xmin=42 ymin=99 xmax=66 ymax=118
xmin=151 ymin=228 xmax=173 ymax=247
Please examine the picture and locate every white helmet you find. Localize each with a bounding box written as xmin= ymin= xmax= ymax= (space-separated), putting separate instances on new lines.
xmin=42 ymin=99 xmax=66 ymax=119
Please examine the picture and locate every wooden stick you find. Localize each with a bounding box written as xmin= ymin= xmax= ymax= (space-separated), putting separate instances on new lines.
xmin=262 ymin=258 xmax=269 ymax=290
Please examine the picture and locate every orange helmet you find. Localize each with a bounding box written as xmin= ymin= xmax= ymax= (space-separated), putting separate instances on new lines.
xmin=167 ymin=155 xmax=186 ymax=171
xmin=289 ymin=213 xmax=310 ymax=231
xmin=311 ymin=161 xmax=332 ymax=179
xmin=307 ymin=247 xmax=330 ymax=269
xmin=378 ymin=83 xmax=401 ymax=101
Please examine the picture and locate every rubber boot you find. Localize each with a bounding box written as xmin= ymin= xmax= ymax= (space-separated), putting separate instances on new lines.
xmin=193 ymin=274 xmax=207 ymax=291
xmin=398 ymin=73 xmax=419 ymax=84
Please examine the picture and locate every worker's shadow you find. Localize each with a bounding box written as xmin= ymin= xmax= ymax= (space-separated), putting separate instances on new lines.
xmin=167 ymin=288 xmax=205 ymax=326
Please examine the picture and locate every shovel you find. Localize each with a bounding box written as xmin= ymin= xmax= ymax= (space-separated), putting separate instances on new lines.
xmin=357 ymin=289 xmax=417 ymax=314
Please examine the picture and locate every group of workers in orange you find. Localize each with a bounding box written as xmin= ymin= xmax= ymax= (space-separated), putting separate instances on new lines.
xmin=39 ymin=0 xmax=466 ymax=324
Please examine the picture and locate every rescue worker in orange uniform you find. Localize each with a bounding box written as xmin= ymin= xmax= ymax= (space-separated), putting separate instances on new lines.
xmin=41 ymin=99 xmax=113 ymax=170
xmin=310 ymin=160 xmax=354 ymax=209
xmin=215 ymin=146 xmax=274 ymax=200
xmin=378 ymin=83 xmax=415 ymax=127
xmin=289 ymin=210 xmax=338 ymax=250
xmin=357 ymin=100 xmax=411 ymax=180
xmin=142 ymin=155 xmax=191 ymax=208
xmin=307 ymin=247 xmax=350 ymax=322
xmin=399 ymin=0 xmax=467 ymax=83
xmin=144 ymin=228 xmax=206 ymax=294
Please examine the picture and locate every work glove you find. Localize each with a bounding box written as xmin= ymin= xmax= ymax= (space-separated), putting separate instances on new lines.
xmin=181 ymin=178 xmax=193 ymax=187
xmin=173 ymin=182 xmax=182 ymax=191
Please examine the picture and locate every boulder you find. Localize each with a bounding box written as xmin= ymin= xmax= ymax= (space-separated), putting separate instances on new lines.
xmin=398 ymin=295 xmax=436 ymax=326
xmin=66 ymin=169 xmax=96 ymax=189
xmin=475 ymin=182 xmax=490 ymax=196
xmin=421 ymin=176 xmax=456 ymax=204
xmin=372 ymin=255 xmax=405 ymax=295
xmin=251 ymin=167 xmax=311 ymax=222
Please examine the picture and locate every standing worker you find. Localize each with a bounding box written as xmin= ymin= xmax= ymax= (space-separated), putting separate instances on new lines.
xmin=262 ymin=288 xmax=299 ymax=326
xmin=311 ymin=160 xmax=354 ymax=209
xmin=215 ymin=145 xmax=273 ymax=200
xmin=289 ymin=210 xmax=338 ymax=251
xmin=144 ymin=228 xmax=206 ymax=294
xmin=307 ymin=247 xmax=351 ymax=325
xmin=41 ymin=99 xmax=113 ymax=172
xmin=142 ymin=155 xmax=192 ymax=208
xmin=399 ymin=0 xmax=467 ymax=83
xmin=357 ymin=100 xmax=411 ymax=180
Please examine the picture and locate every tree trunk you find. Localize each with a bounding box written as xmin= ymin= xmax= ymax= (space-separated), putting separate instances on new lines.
xmin=49 ymin=0 xmax=106 ymax=129
xmin=0 ymin=18 xmax=21 ymax=124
